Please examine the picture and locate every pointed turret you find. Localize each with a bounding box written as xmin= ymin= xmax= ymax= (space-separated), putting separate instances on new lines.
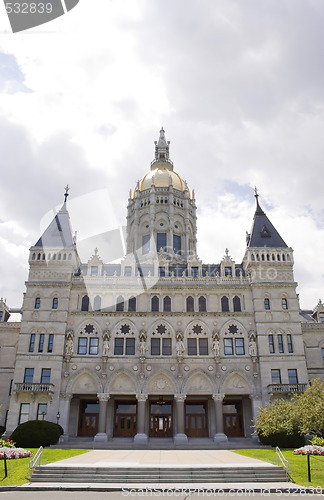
xmin=153 ymin=127 xmax=171 ymax=168
xmin=246 ymin=189 xmax=288 ymax=248
xmin=34 ymin=186 xmax=75 ymax=249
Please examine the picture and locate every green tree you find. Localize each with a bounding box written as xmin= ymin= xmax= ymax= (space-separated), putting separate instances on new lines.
xmin=255 ymin=398 xmax=299 ymax=437
xmin=293 ymin=379 xmax=324 ymax=436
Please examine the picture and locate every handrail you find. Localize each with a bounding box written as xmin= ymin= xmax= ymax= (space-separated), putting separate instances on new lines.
xmin=276 ymin=446 xmax=289 ymax=470
xmin=29 ymin=446 xmax=43 ymax=470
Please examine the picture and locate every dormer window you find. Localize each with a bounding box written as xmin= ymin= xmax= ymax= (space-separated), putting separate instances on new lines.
xmin=225 ymin=266 xmax=232 ymax=277
xmin=91 ymin=266 xmax=98 ymax=277
xmin=124 ymin=266 xmax=132 ymax=277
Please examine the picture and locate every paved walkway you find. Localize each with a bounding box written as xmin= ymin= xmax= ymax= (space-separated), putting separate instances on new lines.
xmin=44 ymin=449 xmax=273 ymax=468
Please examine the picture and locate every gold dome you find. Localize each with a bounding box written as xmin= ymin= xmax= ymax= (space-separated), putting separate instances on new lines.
xmin=139 ymin=164 xmax=188 ymax=194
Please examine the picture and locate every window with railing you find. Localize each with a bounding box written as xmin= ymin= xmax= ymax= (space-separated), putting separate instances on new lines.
xmin=24 ymin=368 xmax=34 ymax=383
xmin=271 ymin=369 xmax=281 ymax=384
xmin=288 ymin=369 xmax=298 ymax=384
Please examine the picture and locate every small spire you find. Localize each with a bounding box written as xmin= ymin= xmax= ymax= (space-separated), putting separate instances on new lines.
xmin=254 ymin=186 xmax=264 ymax=215
xmin=153 ymin=127 xmax=170 ymax=165
xmin=64 ymin=185 xmax=70 ymax=203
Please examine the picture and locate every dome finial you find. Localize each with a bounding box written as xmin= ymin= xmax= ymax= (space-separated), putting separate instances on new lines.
xmin=153 ymin=127 xmax=170 ymax=167
xmin=64 ymin=184 xmax=70 ymax=203
xmin=254 ymin=186 xmax=264 ymax=215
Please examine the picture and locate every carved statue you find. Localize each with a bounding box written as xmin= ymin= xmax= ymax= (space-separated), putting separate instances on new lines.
xmin=103 ymin=331 xmax=110 ymax=356
xmin=175 ymin=333 xmax=185 ymax=356
xmin=212 ymin=331 xmax=220 ymax=356
xmin=65 ymin=337 xmax=73 ymax=356
xmin=248 ymin=330 xmax=257 ymax=357
xmin=103 ymin=339 xmax=110 ymax=356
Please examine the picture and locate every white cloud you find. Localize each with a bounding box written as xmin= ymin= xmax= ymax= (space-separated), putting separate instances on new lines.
xmin=0 ymin=0 xmax=322 ymax=309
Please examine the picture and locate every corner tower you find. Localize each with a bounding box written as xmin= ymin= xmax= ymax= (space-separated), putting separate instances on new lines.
xmin=126 ymin=128 xmax=197 ymax=262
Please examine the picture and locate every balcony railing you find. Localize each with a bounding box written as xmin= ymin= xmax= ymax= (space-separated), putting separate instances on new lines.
xmin=14 ymin=382 xmax=54 ymax=393
xmin=268 ymin=383 xmax=308 ymax=394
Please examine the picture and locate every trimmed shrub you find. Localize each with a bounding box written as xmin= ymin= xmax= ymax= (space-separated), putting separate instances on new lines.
xmin=9 ymin=420 xmax=62 ymax=448
xmin=258 ymin=430 xmax=305 ymax=448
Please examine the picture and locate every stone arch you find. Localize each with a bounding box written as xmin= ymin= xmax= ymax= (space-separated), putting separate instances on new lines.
xmin=185 ymin=319 xmax=209 ymax=336
xmin=67 ymin=369 xmax=103 ymax=394
xmin=149 ymin=319 xmax=175 ymax=337
xmin=220 ymin=319 xmax=247 ymax=337
xmin=108 ymin=370 xmax=138 ymax=394
xmin=145 ymin=371 xmax=178 ymax=394
xmin=114 ymin=318 xmax=138 ymax=335
xmin=76 ymin=319 xmax=101 ymax=335
xmin=220 ymin=371 xmax=253 ymax=395
xmin=182 ymin=370 xmax=214 ymax=395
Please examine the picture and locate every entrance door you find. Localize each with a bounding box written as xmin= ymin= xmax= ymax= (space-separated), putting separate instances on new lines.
xmin=185 ymin=402 xmax=208 ymax=437
xmin=78 ymin=400 xmax=99 ymax=437
xmin=114 ymin=402 xmax=137 ymax=437
xmin=223 ymin=401 xmax=244 ymax=437
xmin=149 ymin=401 xmax=173 ymax=437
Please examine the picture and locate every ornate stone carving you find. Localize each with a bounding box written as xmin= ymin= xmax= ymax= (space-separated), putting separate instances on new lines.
xmin=97 ymin=392 xmax=110 ymax=402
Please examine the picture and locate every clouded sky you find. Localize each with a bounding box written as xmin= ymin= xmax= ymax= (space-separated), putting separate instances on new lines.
xmin=0 ymin=0 xmax=323 ymax=309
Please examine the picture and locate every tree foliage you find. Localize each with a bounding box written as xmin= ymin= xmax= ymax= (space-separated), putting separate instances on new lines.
xmin=293 ymin=379 xmax=324 ymax=436
xmin=255 ymin=398 xmax=299 ymax=437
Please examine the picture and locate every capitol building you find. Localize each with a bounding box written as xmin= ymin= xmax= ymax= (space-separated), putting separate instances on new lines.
xmin=0 ymin=129 xmax=323 ymax=446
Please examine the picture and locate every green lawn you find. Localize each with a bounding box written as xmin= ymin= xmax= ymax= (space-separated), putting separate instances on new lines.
xmin=0 ymin=448 xmax=89 ymax=487
xmin=234 ymin=449 xmax=324 ymax=488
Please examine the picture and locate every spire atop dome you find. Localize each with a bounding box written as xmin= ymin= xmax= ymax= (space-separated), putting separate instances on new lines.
xmin=152 ymin=127 xmax=171 ymax=169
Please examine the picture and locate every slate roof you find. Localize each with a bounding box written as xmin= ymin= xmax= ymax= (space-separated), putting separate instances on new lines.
xmin=34 ymin=202 xmax=74 ymax=248
xmin=247 ymin=196 xmax=288 ymax=248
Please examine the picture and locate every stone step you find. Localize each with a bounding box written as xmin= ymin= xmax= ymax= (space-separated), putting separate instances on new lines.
xmin=31 ymin=466 xmax=288 ymax=483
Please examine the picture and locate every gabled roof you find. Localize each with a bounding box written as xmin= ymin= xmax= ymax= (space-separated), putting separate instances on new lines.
xmin=247 ymin=195 xmax=288 ymax=248
xmin=34 ymin=202 xmax=74 ymax=249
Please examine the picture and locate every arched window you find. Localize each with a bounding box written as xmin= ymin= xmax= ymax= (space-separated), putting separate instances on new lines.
xmin=52 ymin=297 xmax=58 ymax=310
xmin=233 ymin=296 xmax=241 ymax=312
xmin=81 ymin=295 xmax=90 ymax=311
xmin=93 ymin=295 xmax=101 ymax=311
xmin=32 ymin=253 xmax=36 ymax=260
xmin=163 ymin=296 xmax=171 ymax=312
xmin=116 ymin=296 xmax=124 ymax=312
xmin=37 ymin=253 xmax=41 ymax=260
xmin=198 ymin=296 xmax=206 ymax=312
xmin=264 ymin=298 xmax=271 ymax=310
xmin=151 ymin=296 xmax=159 ymax=312
xmin=186 ymin=296 xmax=194 ymax=312
xmin=221 ymin=296 xmax=229 ymax=312
xmin=128 ymin=296 xmax=136 ymax=312
xmin=282 ymin=298 xmax=288 ymax=310
xmin=34 ymin=297 xmax=41 ymax=310
xmin=63 ymin=253 xmax=67 ymax=260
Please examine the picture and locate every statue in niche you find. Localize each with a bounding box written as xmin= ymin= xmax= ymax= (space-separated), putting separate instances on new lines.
xmin=65 ymin=335 xmax=74 ymax=356
xmin=138 ymin=330 xmax=148 ymax=356
xmin=175 ymin=333 xmax=185 ymax=356
xmin=212 ymin=331 xmax=220 ymax=357
xmin=248 ymin=331 xmax=257 ymax=357
xmin=103 ymin=331 xmax=110 ymax=356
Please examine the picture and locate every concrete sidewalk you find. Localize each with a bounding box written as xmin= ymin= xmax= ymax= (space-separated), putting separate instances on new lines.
xmin=43 ymin=449 xmax=276 ymax=468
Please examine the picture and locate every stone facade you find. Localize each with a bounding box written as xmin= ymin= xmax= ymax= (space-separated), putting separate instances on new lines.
xmin=1 ymin=129 xmax=323 ymax=444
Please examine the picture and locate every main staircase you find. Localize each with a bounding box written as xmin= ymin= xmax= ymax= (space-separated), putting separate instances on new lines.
xmin=31 ymin=465 xmax=288 ymax=484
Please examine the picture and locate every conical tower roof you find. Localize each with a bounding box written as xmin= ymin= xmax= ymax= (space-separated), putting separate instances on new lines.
xmin=34 ymin=187 xmax=75 ymax=249
xmin=247 ymin=191 xmax=288 ymax=248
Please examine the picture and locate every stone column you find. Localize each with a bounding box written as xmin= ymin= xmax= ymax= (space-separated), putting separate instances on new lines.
xmin=250 ymin=394 xmax=262 ymax=442
xmin=94 ymin=393 xmax=110 ymax=442
xmin=174 ymin=394 xmax=188 ymax=444
xmin=59 ymin=393 xmax=73 ymax=442
xmin=212 ymin=393 xmax=228 ymax=443
xmin=134 ymin=394 xmax=148 ymax=445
